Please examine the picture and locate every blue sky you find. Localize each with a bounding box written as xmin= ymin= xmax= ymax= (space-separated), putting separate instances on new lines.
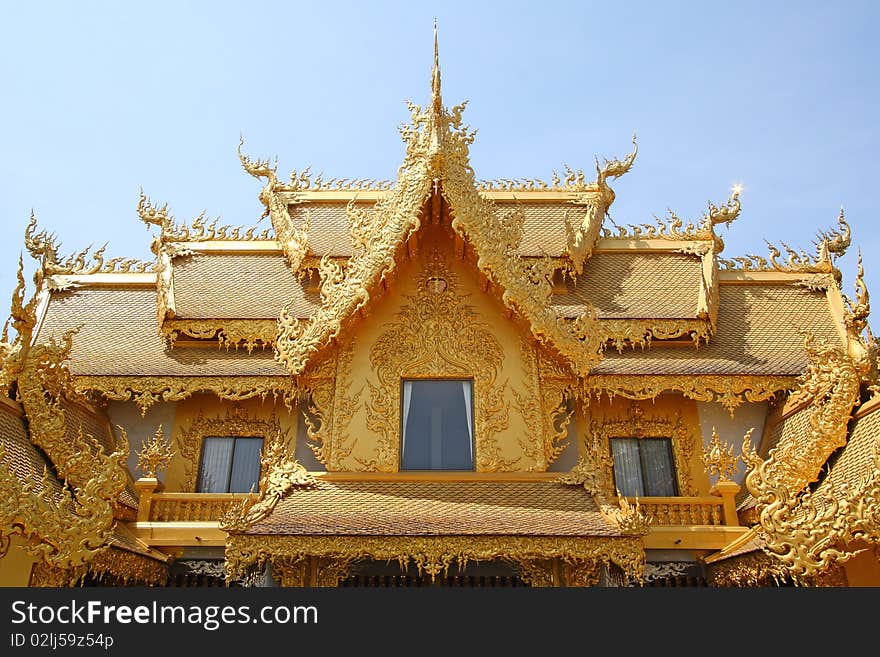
xmin=1 ymin=1 xmax=877 ymax=319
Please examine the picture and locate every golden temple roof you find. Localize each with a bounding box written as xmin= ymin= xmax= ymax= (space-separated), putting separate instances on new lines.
xmin=35 ymin=287 xmax=285 ymax=377
xmin=594 ymin=284 xmax=843 ymax=376
xmin=37 ymin=274 xmax=843 ymax=376
xmin=553 ymin=251 xmax=704 ymax=319
xmin=243 ymin=479 xmax=624 ymax=538
xmin=288 ymin=199 xmax=601 ymax=258
xmin=817 ymin=399 xmax=880 ymax=494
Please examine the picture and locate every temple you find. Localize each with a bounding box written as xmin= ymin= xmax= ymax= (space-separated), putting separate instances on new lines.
xmin=1 ymin=28 xmax=878 ymax=588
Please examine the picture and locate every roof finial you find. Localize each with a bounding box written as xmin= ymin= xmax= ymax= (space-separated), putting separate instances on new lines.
xmin=431 ymin=18 xmax=442 ymax=121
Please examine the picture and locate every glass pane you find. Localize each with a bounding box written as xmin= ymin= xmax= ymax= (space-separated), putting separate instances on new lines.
xmin=229 ymin=437 xmax=264 ymax=493
xmin=611 ymin=438 xmax=645 ymax=497
xmin=401 ymin=380 xmax=474 ymax=470
xmin=639 ymin=438 xmax=678 ymax=496
xmin=197 ymin=437 xmax=234 ymax=493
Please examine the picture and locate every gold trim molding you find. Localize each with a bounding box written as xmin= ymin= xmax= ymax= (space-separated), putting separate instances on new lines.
xmin=225 ymin=534 xmax=645 ymax=585
xmin=161 ymin=319 xmax=277 ymax=353
xmin=73 ymin=375 xmax=295 ymax=415
xmin=581 ymin=374 xmax=796 ymax=415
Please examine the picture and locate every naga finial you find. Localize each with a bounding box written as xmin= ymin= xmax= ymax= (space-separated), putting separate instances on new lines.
xmin=237 ymin=135 xmax=278 ymax=184
xmin=703 ymin=185 xmax=742 ymax=229
xmin=595 ymin=132 xmax=638 ymax=189
xmin=844 ymin=249 xmax=870 ymax=340
xmin=816 ymin=206 xmax=851 ymax=263
xmin=137 ymin=189 xmax=172 ymax=234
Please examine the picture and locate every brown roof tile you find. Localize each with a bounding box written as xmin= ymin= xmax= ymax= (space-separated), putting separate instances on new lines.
xmin=290 ymin=200 xmax=585 ymax=257
xmin=36 ymin=288 xmax=287 ymax=377
xmin=763 ymin=405 xmax=812 ymax=458
xmin=246 ymin=480 xmax=622 ymax=537
xmin=553 ymin=252 xmax=702 ymax=318
xmin=173 ymin=253 xmax=320 ymax=319
xmin=175 ymin=251 xmax=703 ymax=322
xmin=710 ymin=534 xmax=766 ymax=562
xmin=0 ymin=407 xmax=63 ymax=499
xmin=818 ymin=404 xmax=880 ymax=494
xmin=594 ymin=284 xmax=842 ymax=376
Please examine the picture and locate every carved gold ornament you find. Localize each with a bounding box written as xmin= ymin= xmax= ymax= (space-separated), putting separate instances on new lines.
xmin=361 ymin=246 xmax=514 ymax=471
xmin=270 ymin=29 xmax=634 ymax=380
xmin=24 ymin=212 xmax=154 ymax=288
xmin=602 ymin=188 xmax=741 ymax=249
xmin=176 ymin=406 xmax=287 ymax=492
xmin=582 ymin=401 xmax=698 ymax=497
xmin=743 ymin=435 xmax=880 ymax=581
xmin=86 ymin=547 xmax=169 ymax=586
xmin=225 ymin=534 xmax=645 ymax=585
xmin=718 ymin=208 xmax=850 ymax=274
xmin=766 ymin=335 xmax=862 ymax=492
xmin=702 ymin=427 xmax=740 ymax=483
xmin=137 ymin=190 xmax=273 ymax=243
xmin=0 ymin=431 xmax=129 ymax=573
xmin=237 ymin=141 xmax=310 ymax=271
xmin=582 ymin=374 xmax=795 ymax=416
xmin=161 ymin=319 xmax=277 ymax=353
xmin=606 ymin=493 xmax=651 ymax=536
xmin=220 ymin=425 xmax=316 ymax=532
xmin=706 ymin=550 xmax=793 ymax=587
xmin=739 ymin=331 xmax=873 ymax=581
xmin=596 ymin=318 xmax=712 ymax=352
xmin=74 ymin=375 xmax=296 ymax=416
xmin=136 ymin=425 xmax=175 ymax=478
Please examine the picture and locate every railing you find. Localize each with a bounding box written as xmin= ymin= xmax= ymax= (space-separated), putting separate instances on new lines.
xmin=147 ymin=493 xmax=258 ymax=522
xmin=133 ymin=479 xmax=258 ymax=522
xmin=631 ymin=497 xmax=725 ymax=526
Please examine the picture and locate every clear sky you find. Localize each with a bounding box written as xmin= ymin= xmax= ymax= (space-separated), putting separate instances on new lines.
xmin=1 ymin=1 xmax=877 ymax=321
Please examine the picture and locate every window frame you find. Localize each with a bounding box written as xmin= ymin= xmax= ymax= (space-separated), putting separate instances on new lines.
xmin=399 ymin=377 xmax=476 ymax=472
xmin=176 ymin=407 xmax=282 ymax=492
xmin=196 ymin=434 xmax=265 ymax=494
xmin=609 ymin=436 xmax=679 ymax=497
xmin=587 ymin=404 xmax=698 ymax=497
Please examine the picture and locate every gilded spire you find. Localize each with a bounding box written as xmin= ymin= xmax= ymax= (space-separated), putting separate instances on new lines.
xmin=431 ymin=19 xmax=442 ymax=119
xmin=427 ymin=19 xmax=445 ymax=165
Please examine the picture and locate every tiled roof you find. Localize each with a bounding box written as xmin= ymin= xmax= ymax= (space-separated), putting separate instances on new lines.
xmin=762 ymin=405 xmax=812 ymax=458
xmin=289 ymin=200 xmax=588 ymax=257
xmin=36 ymin=288 xmax=286 ymax=377
xmin=818 ymin=403 xmax=880 ymax=495
xmin=552 ymin=252 xmax=702 ymax=318
xmin=173 ymin=253 xmax=320 ymax=319
xmin=0 ymin=406 xmax=63 ymax=499
xmin=245 ymin=480 xmax=622 ymax=537
xmin=35 ymin=280 xmax=841 ymax=379
xmin=594 ymin=284 xmax=842 ymax=376
xmin=172 ymin=250 xmax=704 ymax=322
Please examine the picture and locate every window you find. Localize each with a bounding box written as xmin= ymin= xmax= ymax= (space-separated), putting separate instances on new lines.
xmin=610 ymin=437 xmax=678 ymax=497
xmin=400 ymin=379 xmax=474 ymax=470
xmin=196 ymin=436 xmax=264 ymax=493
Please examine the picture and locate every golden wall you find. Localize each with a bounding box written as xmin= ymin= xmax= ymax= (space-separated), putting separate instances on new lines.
xmin=316 ymin=227 xmax=552 ymax=472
